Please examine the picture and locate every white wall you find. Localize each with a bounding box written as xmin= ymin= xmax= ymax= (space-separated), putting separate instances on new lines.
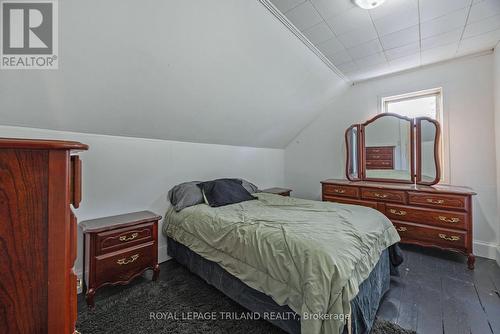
xmin=0 ymin=0 xmax=345 ymax=149
xmin=285 ymin=53 xmax=499 ymax=259
xmin=0 ymin=125 xmax=284 ymax=278
xmin=494 ymin=44 xmax=500 ymax=265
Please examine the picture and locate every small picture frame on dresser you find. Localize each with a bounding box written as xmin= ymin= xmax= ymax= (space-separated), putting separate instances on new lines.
xmin=261 ymin=187 xmax=292 ymax=196
xmin=81 ymin=211 xmax=162 ymax=308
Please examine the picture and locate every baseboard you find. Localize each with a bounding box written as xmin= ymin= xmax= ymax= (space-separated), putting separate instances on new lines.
xmin=473 ymin=240 xmax=499 ymax=260
xmin=75 ymin=244 xmax=171 ymax=295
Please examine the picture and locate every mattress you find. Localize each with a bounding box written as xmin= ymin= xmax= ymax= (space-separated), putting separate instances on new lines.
xmin=167 ymin=237 xmax=394 ymax=334
xmin=164 ymin=193 xmax=400 ymax=334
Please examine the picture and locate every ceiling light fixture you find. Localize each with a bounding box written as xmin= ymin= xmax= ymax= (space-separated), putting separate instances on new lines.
xmin=352 ymin=0 xmax=386 ymax=9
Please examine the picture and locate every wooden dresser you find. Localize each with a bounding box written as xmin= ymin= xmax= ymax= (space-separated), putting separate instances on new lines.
xmin=321 ymin=179 xmax=476 ymax=269
xmin=0 ymin=138 xmax=88 ymax=333
xmin=365 ymin=146 xmax=394 ymax=170
xmin=81 ymin=211 xmax=162 ymax=308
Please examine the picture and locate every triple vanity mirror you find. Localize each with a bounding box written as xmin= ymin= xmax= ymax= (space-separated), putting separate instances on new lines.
xmin=346 ymin=113 xmax=440 ymax=185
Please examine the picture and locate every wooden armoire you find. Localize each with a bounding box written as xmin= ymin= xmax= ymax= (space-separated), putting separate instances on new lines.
xmin=0 ymin=138 xmax=88 ymax=334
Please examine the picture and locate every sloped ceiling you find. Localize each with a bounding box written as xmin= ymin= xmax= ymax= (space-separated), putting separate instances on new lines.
xmin=0 ymin=0 xmax=347 ymax=148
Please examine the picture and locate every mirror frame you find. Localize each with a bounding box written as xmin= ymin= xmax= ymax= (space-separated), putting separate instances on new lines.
xmin=361 ymin=113 xmax=415 ymax=184
xmin=345 ymin=124 xmax=361 ymax=181
xmin=345 ymin=113 xmax=442 ymax=185
xmin=415 ymin=117 xmax=441 ymax=186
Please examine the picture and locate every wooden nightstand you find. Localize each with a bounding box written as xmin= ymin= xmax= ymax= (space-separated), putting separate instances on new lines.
xmin=81 ymin=211 xmax=162 ymax=308
xmin=261 ymin=187 xmax=292 ymax=196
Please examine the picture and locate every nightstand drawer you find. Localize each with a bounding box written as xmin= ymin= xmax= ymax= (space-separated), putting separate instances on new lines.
xmin=96 ymin=222 xmax=154 ymax=255
xmin=94 ymin=242 xmax=155 ymax=286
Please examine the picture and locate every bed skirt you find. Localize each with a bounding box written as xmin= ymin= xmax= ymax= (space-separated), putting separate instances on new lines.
xmin=167 ymin=237 xmax=392 ymax=334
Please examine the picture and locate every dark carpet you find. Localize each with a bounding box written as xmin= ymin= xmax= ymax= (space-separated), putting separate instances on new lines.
xmin=77 ymin=262 xmax=415 ymax=334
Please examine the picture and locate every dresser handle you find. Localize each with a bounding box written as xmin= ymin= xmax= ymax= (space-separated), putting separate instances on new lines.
xmin=117 ymin=254 xmax=139 ymax=265
xmin=438 ymin=216 xmax=460 ymax=223
xmin=119 ymin=232 xmax=139 ymax=242
xmin=396 ymin=226 xmax=407 ymax=232
xmin=372 ymin=149 xmax=380 ymax=153
xmin=374 ymin=193 xmax=389 ymax=198
xmin=389 ymin=209 xmax=407 ymax=216
xmin=438 ymin=234 xmax=460 ymax=241
xmin=427 ymin=199 xmax=445 ymax=204
xmin=333 ymin=189 xmax=346 ymax=194
xmin=372 ymin=155 xmax=381 ymax=159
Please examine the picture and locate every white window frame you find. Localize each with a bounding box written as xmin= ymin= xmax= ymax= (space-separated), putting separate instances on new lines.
xmin=379 ymin=88 xmax=449 ymax=183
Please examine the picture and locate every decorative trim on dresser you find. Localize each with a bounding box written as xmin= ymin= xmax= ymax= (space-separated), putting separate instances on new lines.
xmin=81 ymin=211 xmax=162 ymax=308
xmin=0 ymin=138 xmax=88 ymax=334
xmin=321 ymin=179 xmax=477 ymax=269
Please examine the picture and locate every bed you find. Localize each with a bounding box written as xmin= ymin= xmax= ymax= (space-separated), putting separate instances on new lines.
xmin=163 ymin=192 xmax=401 ymax=334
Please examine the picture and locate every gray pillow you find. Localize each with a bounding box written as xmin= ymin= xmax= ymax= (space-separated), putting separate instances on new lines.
xmin=168 ymin=181 xmax=204 ymax=211
xmin=240 ymin=179 xmax=259 ymax=193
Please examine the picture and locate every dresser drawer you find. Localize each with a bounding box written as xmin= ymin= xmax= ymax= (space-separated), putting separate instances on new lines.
xmin=408 ymin=192 xmax=469 ymax=211
xmin=366 ymin=153 xmax=392 ymax=160
xmin=94 ymin=242 xmax=155 ymax=286
xmin=385 ymin=205 xmax=467 ymax=229
xmin=361 ymin=188 xmax=405 ymax=203
xmin=323 ymin=184 xmax=359 ymax=198
xmin=366 ymin=160 xmax=393 ymax=169
xmin=96 ymin=222 xmax=154 ymax=255
xmin=393 ymin=222 xmax=466 ymax=250
xmin=366 ymin=147 xmax=393 ymax=154
xmin=323 ymin=195 xmax=378 ymax=210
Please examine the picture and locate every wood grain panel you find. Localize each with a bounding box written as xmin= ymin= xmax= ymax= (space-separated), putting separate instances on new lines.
xmin=0 ymin=149 xmax=48 ymax=333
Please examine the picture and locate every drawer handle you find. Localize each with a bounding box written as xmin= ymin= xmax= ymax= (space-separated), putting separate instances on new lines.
xmin=396 ymin=226 xmax=407 ymax=232
xmin=372 ymin=155 xmax=381 ymax=159
xmin=333 ymin=189 xmax=346 ymax=194
xmin=427 ymin=199 xmax=445 ymax=204
xmin=117 ymin=254 xmax=139 ymax=265
xmin=372 ymin=149 xmax=380 ymax=153
xmin=438 ymin=234 xmax=460 ymax=241
xmin=119 ymin=232 xmax=139 ymax=242
xmin=374 ymin=193 xmax=389 ymax=198
xmin=389 ymin=209 xmax=407 ymax=216
xmin=438 ymin=216 xmax=460 ymax=223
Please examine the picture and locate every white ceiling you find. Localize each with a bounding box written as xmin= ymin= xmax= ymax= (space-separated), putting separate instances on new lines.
xmin=0 ymin=0 xmax=346 ymax=149
xmin=270 ymin=0 xmax=500 ymax=81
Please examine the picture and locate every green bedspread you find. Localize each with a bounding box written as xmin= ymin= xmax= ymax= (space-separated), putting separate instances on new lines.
xmin=164 ymin=193 xmax=400 ymax=334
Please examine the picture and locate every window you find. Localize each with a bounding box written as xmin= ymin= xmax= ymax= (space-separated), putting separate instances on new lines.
xmin=380 ymin=88 xmax=447 ymax=182
xmin=381 ymin=88 xmax=442 ymax=122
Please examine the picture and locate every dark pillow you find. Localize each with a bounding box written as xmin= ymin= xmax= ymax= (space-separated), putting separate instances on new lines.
xmin=197 ymin=179 xmax=256 ymax=207
xmin=168 ymin=181 xmax=204 ymax=211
